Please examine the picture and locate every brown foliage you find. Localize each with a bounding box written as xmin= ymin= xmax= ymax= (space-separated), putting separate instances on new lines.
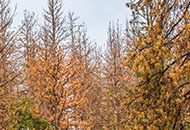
xmin=0 ymin=0 xmax=19 ymax=128
xmin=123 ymin=0 xmax=190 ymax=129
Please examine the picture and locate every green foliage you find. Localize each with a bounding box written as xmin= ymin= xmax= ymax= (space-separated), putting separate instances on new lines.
xmin=128 ymin=89 xmax=133 ymax=96
xmin=9 ymin=97 xmax=51 ymax=129
xmin=135 ymin=71 xmax=142 ymax=77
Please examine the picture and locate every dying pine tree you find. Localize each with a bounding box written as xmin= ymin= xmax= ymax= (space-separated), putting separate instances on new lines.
xmin=123 ymin=0 xmax=190 ymax=129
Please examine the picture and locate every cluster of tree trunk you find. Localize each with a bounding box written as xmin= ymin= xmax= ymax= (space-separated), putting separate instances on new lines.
xmin=0 ymin=0 xmax=189 ymax=129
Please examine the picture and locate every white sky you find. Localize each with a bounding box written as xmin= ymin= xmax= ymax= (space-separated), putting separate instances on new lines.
xmin=10 ymin=0 xmax=130 ymax=45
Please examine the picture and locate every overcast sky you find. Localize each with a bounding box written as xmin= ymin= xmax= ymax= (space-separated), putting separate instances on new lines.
xmin=10 ymin=0 xmax=130 ymax=45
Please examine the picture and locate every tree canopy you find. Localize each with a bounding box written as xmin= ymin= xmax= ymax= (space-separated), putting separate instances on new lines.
xmin=0 ymin=0 xmax=189 ymax=129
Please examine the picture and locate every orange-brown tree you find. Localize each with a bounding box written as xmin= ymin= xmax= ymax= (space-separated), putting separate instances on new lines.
xmin=123 ymin=0 xmax=190 ymax=129
xmin=100 ymin=22 xmax=128 ymax=130
xmin=24 ymin=0 xmax=87 ymax=129
xmin=18 ymin=10 xmax=39 ymax=97
xmin=66 ymin=12 xmax=106 ymax=129
xmin=0 ymin=0 xmax=20 ymax=128
xmin=19 ymin=10 xmax=38 ymax=63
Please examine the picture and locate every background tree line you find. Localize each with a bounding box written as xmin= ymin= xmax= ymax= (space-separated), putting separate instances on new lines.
xmin=0 ymin=0 xmax=189 ymax=129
